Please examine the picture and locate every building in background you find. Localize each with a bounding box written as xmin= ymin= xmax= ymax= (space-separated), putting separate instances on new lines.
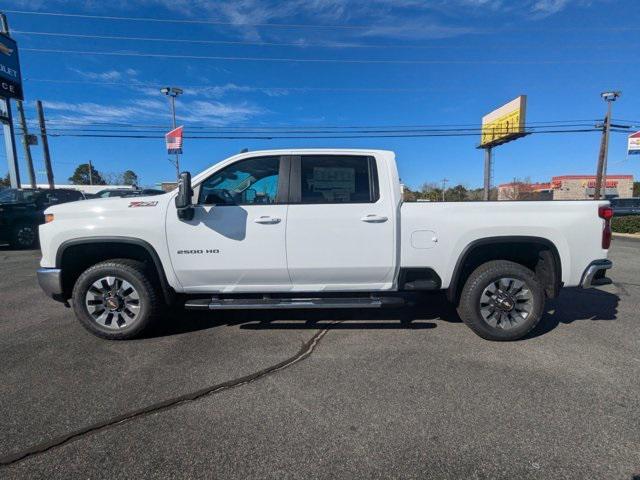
xmin=497 ymin=182 xmax=552 ymax=201
xmin=35 ymin=184 xmax=134 ymax=195
xmin=158 ymin=182 xmax=178 ymax=192
xmin=498 ymin=174 xmax=634 ymax=200
xmin=550 ymin=175 xmax=634 ymax=200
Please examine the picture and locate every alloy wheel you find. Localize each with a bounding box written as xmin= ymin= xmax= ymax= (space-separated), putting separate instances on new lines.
xmin=479 ymin=277 xmax=534 ymax=330
xmin=84 ymin=276 xmax=141 ymax=329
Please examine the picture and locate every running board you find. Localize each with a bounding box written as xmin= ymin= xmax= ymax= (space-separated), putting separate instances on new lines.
xmin=184 ymin=296 xmax=405 ymax=311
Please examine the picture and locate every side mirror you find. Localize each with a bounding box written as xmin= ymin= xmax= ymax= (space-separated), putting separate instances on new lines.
xmin=175 ymin=171 xmax=195 ymax=221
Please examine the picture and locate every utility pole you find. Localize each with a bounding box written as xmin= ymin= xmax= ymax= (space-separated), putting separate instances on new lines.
xmin=160 ymin=86 xmax=183 ymax=180
xmin=0 ymin=13 xmax=20 ymax=189
xmin=483 ymin=148 xmax=492 ymax=201
xmin=441 ymin=178 xmax=449 ymax=202
xmin=36 ymin=100 xmax=55 ymax=189
xmin=594 ymin=91 xmax=620 ymax=200
xmin=88 ymin=160 xmax=94 ymax=185
xmin=16 ymin=100 xmax=36 ymax=188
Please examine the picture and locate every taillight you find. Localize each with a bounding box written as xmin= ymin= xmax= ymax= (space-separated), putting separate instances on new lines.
xmin=598 ymin=206 xmax=613 ymax=249
xmin=598 ymin=206 xmax=614 ymax=220
xmin=45 ymin=214 xmax=55 ymax=223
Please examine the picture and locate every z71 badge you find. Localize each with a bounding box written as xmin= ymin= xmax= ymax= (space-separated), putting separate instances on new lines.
xmin=128 ymin=201 xmax=158 ymax=208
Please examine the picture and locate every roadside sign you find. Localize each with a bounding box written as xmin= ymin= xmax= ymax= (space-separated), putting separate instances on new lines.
xmin=628 ymin=131 xmax=640 ymax=156
xmin=480 ymin=96 xmax=527 ymax=148
xmin=0 ymin=32 xmax=23 ymax=101
xmin=165 ymin=126 xmax=184 ymax=154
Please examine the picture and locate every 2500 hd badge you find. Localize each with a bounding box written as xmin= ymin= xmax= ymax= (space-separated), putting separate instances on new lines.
xmin=176 ymin=249 xmax=220 ymax=255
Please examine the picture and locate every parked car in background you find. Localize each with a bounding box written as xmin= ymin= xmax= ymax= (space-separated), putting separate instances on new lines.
xmin=93 ymin=188 xmax=136 ymax=198
xmin=93 ymin=188 xmax=165 ymax=198
xmin=0 ymin=188 xmax=85 ymax=248
xmin=610 ymin=197 xmax=640 ymax=217
xmin=125 ymin=189 xmax=165 ymax=197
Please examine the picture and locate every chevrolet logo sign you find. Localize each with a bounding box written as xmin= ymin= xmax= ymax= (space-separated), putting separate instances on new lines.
xmin=0 ymin=43 xmax=13 ymax=56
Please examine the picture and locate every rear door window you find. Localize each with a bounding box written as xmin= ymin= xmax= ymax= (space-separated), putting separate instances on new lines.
xmin=298 ymin=155 xmax=379 ymax=204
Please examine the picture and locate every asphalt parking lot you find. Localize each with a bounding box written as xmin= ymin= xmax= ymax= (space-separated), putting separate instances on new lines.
xmin=1 ymin=238 xmax=639 ymax=479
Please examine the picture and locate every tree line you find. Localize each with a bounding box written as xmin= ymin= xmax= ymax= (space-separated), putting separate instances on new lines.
xmin=403 ymin=182 xmax=494 ymax=202
xmin=68 ymin=164 xmax=139 ymax=186
xmin=1 ymin=165 xmax=140 ymax=187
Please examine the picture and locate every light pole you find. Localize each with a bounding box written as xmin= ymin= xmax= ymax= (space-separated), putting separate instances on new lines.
xmin=160 ymin=86 xmax=183 ymax=179
xmin=441 ymin=178 xmax=448 ymax=202
xmin=594 ymin=90 xmax=621 ymax=199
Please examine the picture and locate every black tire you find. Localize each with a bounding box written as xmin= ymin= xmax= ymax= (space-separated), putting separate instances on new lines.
xmin=10 ymin=223 xmax=38 ymax=249
xmin=457 ymin=260 xmax=545 ymax=341
xmin=72 ymin=259 xmax=160 ymax=340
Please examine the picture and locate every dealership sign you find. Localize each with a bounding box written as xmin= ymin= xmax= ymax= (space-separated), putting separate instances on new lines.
xmin=0 ymin=32 xmax=22 ymax=101
xmin=480 ymin=95 xmax=527 ymax=148
xmin=629 ymin=131 xmax=640 ymax=156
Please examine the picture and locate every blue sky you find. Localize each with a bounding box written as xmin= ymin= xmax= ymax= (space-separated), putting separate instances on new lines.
xmin=1 ymin=0 xmax=639 ymax=188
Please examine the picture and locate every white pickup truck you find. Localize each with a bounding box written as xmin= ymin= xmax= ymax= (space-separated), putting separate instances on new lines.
xmin=37 ymin=149 xmax=613 ymax=341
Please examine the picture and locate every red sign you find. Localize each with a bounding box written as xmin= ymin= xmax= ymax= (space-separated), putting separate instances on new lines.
xmin=165 ymin=126 xmax=183 ymax=154
xmin=587 ymin=180 xmax=618 ymax=188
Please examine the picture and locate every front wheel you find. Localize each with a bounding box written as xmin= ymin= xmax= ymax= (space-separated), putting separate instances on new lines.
xmin=457 ymin=260 xmax=545 ymax=341
xmin=10 ymin=223 xmax=38 ymax=249
xmin=72 ymin=259 xmax=160 ymax=340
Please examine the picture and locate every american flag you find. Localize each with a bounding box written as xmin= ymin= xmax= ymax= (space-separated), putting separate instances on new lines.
xmin=165 ymin=126 xmax=184 ymax=154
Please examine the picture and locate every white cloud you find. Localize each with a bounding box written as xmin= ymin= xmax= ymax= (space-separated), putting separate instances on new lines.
xmin=179 ymin=100 xmax=265 ymax=125
xmin=532 ymin=0 xmax=571 ymax=15
xmin=41 ymin=96 xmax=265 ymax=126
xmin=183 ymin=83 xmax=289 ymax=99
xmin=68 ymin=67 xmax=140 ymax=82
xmin=13 ymin=0 xmax=607 ymax=47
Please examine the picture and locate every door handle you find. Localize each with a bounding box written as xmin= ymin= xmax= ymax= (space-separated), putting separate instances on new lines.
xmin=361 ymin=214 xmax=388 ymax=223
xmin=254 ymin=216 xmax=281 ymax=224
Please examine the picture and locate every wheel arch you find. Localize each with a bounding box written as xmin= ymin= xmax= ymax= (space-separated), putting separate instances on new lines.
xmin=56 ymin=237 xmax=174 ymax=305
xmin=446 ymin=236 xmax=562 ymax=304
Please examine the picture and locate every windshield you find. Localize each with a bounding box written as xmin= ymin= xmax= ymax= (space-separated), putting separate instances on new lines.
xmin=0 ymin=189 xmax=38 ymax=204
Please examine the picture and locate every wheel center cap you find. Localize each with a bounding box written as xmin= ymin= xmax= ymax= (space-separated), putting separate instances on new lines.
xmin=495 ymin=293 xmax=515 ymax=311
xmin=105 ymin=296 xmax=122 ymax=311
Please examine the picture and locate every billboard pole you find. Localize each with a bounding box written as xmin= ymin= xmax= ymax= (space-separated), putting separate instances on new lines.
xmin=36 ymin=100 xmax=55 ymax=189
xmin=0 ymin=12 xmax=20 ymax=189
xmin=483 ymin=147 xmax=492 ymax=201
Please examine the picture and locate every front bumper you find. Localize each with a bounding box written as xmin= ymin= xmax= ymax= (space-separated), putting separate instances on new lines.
xmin=580 ymin=259 xmax=613 ymax=289
xmin=37 ymin=268 xmax=64 ymax=300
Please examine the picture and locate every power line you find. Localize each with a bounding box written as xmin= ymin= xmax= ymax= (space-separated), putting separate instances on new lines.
xmin=12 ymin=30 xmax=640 ymax=50
xmin=22 ymin=78 xmax=455 ymax=94
xmin=43 ymin=124 xmax=600 ymax=135
xmin=33 ymin=119 xmax=605 ymax=130
xmin=5 ymin=10 xmax=640 ymax=32
xmin=19 ymin=47 xmax=636 ymax=64
xmin=46 ymin=128 xmax=601 ymax=140
xmin=2 ymin=9 xmax=376 ymax=29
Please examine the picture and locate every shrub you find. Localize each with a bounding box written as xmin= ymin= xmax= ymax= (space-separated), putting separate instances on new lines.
xmin=612 ymin=215 xmax=640 ymax=234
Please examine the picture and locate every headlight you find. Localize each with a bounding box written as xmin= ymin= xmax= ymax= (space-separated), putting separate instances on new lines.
xmin=45 ymin=214 xmax=55 ymax=223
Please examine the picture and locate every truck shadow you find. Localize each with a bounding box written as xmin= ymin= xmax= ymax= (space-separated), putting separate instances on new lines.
xmin=527 ymin=287 xmax=619 ymax=339
xmin=150 ymin=288 xmax=618 ymax=340
xmin=150 ymin=304 xmax=440 ymax=337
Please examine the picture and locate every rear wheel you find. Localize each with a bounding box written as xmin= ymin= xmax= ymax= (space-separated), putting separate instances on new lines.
xmin=10 ymin=223 xmax=38 ymax=249
xmin=72 ymin=259 xmax=160 ymax=340
xmin=457 ymin=260 xmax=545 ymax=341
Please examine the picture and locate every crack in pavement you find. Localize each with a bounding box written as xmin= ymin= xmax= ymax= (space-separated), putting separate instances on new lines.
xmin=0 ymin=326 xmax=332 ymax=468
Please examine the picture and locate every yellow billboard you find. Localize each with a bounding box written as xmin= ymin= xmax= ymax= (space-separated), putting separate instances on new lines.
xmin=480 ymin=95 xmax=527 ymax=148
